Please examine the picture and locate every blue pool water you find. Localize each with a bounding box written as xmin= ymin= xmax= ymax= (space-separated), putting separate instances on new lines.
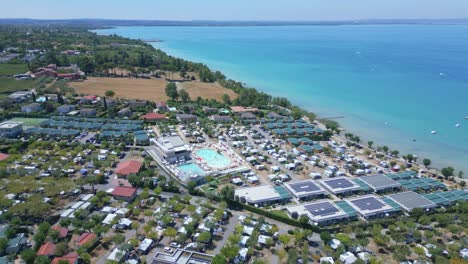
xmin=177 ymin=163 xmax=205 ymax=176
xmin=196 ymin=149 xmax=231 ymax=169
xmin=94 ymin=25 xmax=468 ymax=173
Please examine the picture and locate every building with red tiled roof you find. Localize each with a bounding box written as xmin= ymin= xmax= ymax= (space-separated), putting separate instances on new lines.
xmin=111 ymin=186 xmax=137 ymax=201
xmin=52 ymin=225 xmax=69 ymax=239
xmin=37 ymin=241 xmax=56 ymax=256
xmin=0 ymin=153 xmax=9 ymax=162
xmin=73 ymin=233 xmax=97 ymax=248
xmin=51 ymin=252 xmax=79 ymax=264
xmin=115 ymin=160 xmax=142 ymax=176
xmin=141 ymin=112 xmax=167 ymax=121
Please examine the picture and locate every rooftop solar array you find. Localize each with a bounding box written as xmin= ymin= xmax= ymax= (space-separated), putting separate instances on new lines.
xmin=289 ymin=181 xmax=321 ymax=193
xmin=359 ymin=174 xmax=401 ymax=191
xmin=305 ymin=201 xmax=339 ymax=217
xmin=386 ymin=191 xmax=436 ymax=211
xmin=285 ymin=180 xmax=327 ymax=199
xmin=397 ymin=177 xmax=446 ymax=192
xmin=351 ymin=196 xmax=386 ymax=211
xmin=345 ymin=195 xmax=395 ymax=218
xmin=325 ymin=178 xmax=354 ymax=189
xmin=423 ymin=189 xmax=468 ymax=206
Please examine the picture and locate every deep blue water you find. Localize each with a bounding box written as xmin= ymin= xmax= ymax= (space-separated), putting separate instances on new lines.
xmin=94 ymin=25 xmax=468 ymax=173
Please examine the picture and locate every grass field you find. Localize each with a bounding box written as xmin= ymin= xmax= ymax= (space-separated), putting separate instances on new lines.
xmin=8 ymin=117 xmax=47 ymax=126
xmin=0 ymin=76 xmax=52 ymax=94
xmin=0 ymin=63 xmax=28 ymax=76
xmin=179 ymin=81 xmax=238 ymax=101
xmin=70 ymin=77 xmax=238 ymax=102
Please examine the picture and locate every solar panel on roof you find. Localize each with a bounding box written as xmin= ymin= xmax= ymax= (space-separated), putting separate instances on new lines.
xmin=290 ymin=182 xmax=320 ymax=193
xmin=351 ymin=197 xmax=385 ymax=211
xmin=326 ymin=178 xmax=354 ymax=189
xmin=305 ymin=202 xmax=339 ymax=217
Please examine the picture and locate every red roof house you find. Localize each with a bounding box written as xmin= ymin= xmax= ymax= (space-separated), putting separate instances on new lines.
xmin=52 ymin=225 xmax=69 ymax=239
xmin=51 ymin=252 xmax=79 ymax=264
xmin=37 ymin=241 xmax=57 ymax=256
xmin=115 ymin=160 xmax=142 ymax=176
xmin=0 ymin=153 xmax=9 ymax=162
xmin=73 ymin=233 xmax=97 ymax=248
xmin=141 ymin=112 xmax=167 ymax=121
xmin=111 ymin=186 xmax=137 ymax=201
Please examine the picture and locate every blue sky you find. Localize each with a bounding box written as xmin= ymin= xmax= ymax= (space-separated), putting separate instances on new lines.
xmin=2 ymin=0 xmax=468 ymax=21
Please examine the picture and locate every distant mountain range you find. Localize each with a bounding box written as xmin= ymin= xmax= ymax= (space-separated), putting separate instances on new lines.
xmin=1 ymin=18 xmax=468 ymax=27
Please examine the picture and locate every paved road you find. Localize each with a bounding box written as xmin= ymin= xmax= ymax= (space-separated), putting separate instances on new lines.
xmin=213 ymin=214 xmax=240 ymax=254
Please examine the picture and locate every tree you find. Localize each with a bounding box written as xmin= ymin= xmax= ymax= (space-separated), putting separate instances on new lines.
xmin=441 ymin=167 xmax=455 ymax=178
xmin=0 ymin=238 xmax=7 ymax=254
xmin=382 ymin=146 xmax=389 ymax=154
xmin=165 ymin=83 xmax=179 ymax=100
xmin=212 ymin=255 xmax=227 ymax=264
xmin=278 ymin=234 xmax=291 ymax=248
xmin=220 ymin=244 xmax=240 ymax=260
xmin=163 ymin=227 xmax=177 ymax=241
xmin=222 ymin=94 xmax=231 ymax=105
xmin=112 ymin=234 xmax=125 ymax=246
xmin=367 ymin=141 xmax=374 ymax=148
xmin=179 ymin=89 xmax=190 ymax=102
xmin=197 ymin=231 xmax=212 ymax=243
xmin=423 ymin=158 xmax=431 ymax=167
xmin=21 ymin=248 xmax=36 ymax=264
xmin=414 ymin=246 xmax=425 ymax=260
xmin=34 ymin=256 xmax=50 ymax=264
xmin=392 ymin=244 xmax=411 ymax=262
xmin=220 ymin=185 xmax=234 ymax=202
xmin=320 ymin=231 xmax=332 ymax=244
xmin=105 ymin=90 xmax=115 ymax=97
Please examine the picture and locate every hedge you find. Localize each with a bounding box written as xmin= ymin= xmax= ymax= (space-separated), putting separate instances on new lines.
xmin=229 ymin=201 xmax=319 ymax=232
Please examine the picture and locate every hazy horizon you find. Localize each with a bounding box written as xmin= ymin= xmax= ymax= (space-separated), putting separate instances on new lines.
xmin=1 ymin=0 xmax=468 ymax=21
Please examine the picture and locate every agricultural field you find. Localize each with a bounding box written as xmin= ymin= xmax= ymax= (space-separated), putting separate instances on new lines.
xmin=0 ymin=63 xmax=28 ymax=76
xmin=70 ymin=77 xmax=238 ymax=101
xmin=0 ymin=76 xmax=52 ymax=94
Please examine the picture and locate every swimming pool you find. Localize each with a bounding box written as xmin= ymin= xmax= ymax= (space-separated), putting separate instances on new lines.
xmin=177 ymin=163 xmax=205 ymax=176
xmin=196 ymin=148 xmax=231 ymax=169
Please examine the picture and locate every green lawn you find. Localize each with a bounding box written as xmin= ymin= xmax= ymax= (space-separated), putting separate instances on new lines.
xmin=0 ymin=76 xmax=52 ymax=94
xmin=8 ymin=117 xmax=47 ymax=126
xmin=0 ymin=63 xmax=28 ymax=76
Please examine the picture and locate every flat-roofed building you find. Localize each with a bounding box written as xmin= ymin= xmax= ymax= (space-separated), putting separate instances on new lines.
xmin=152 ymin=249 xmax=213 ymax=264
xmin=234 ymin=185 xmax=291 ymax=207
xmin=154 ymin=136 xmax=191 ymax=163
xmin=284 ymin=180 xmax=328 ymax=201
xmin=345 ymin=195 xmax=395 ymax=219
xmin=358 ymin=174 xmax=401 ymax=193
xmin=0 ymin=121 xmax=23 ymax=138
xmin=386 ymin=191 xmax=437 ymax=212
xmin=286 ymin=200 xmax=349 ymax=226
xmin=320 ymin=177 xmax=362 ymax=196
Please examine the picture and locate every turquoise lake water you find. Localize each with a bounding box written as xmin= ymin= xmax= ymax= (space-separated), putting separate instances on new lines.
xmin=94 ymin=26 xmax=468 ymax=173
